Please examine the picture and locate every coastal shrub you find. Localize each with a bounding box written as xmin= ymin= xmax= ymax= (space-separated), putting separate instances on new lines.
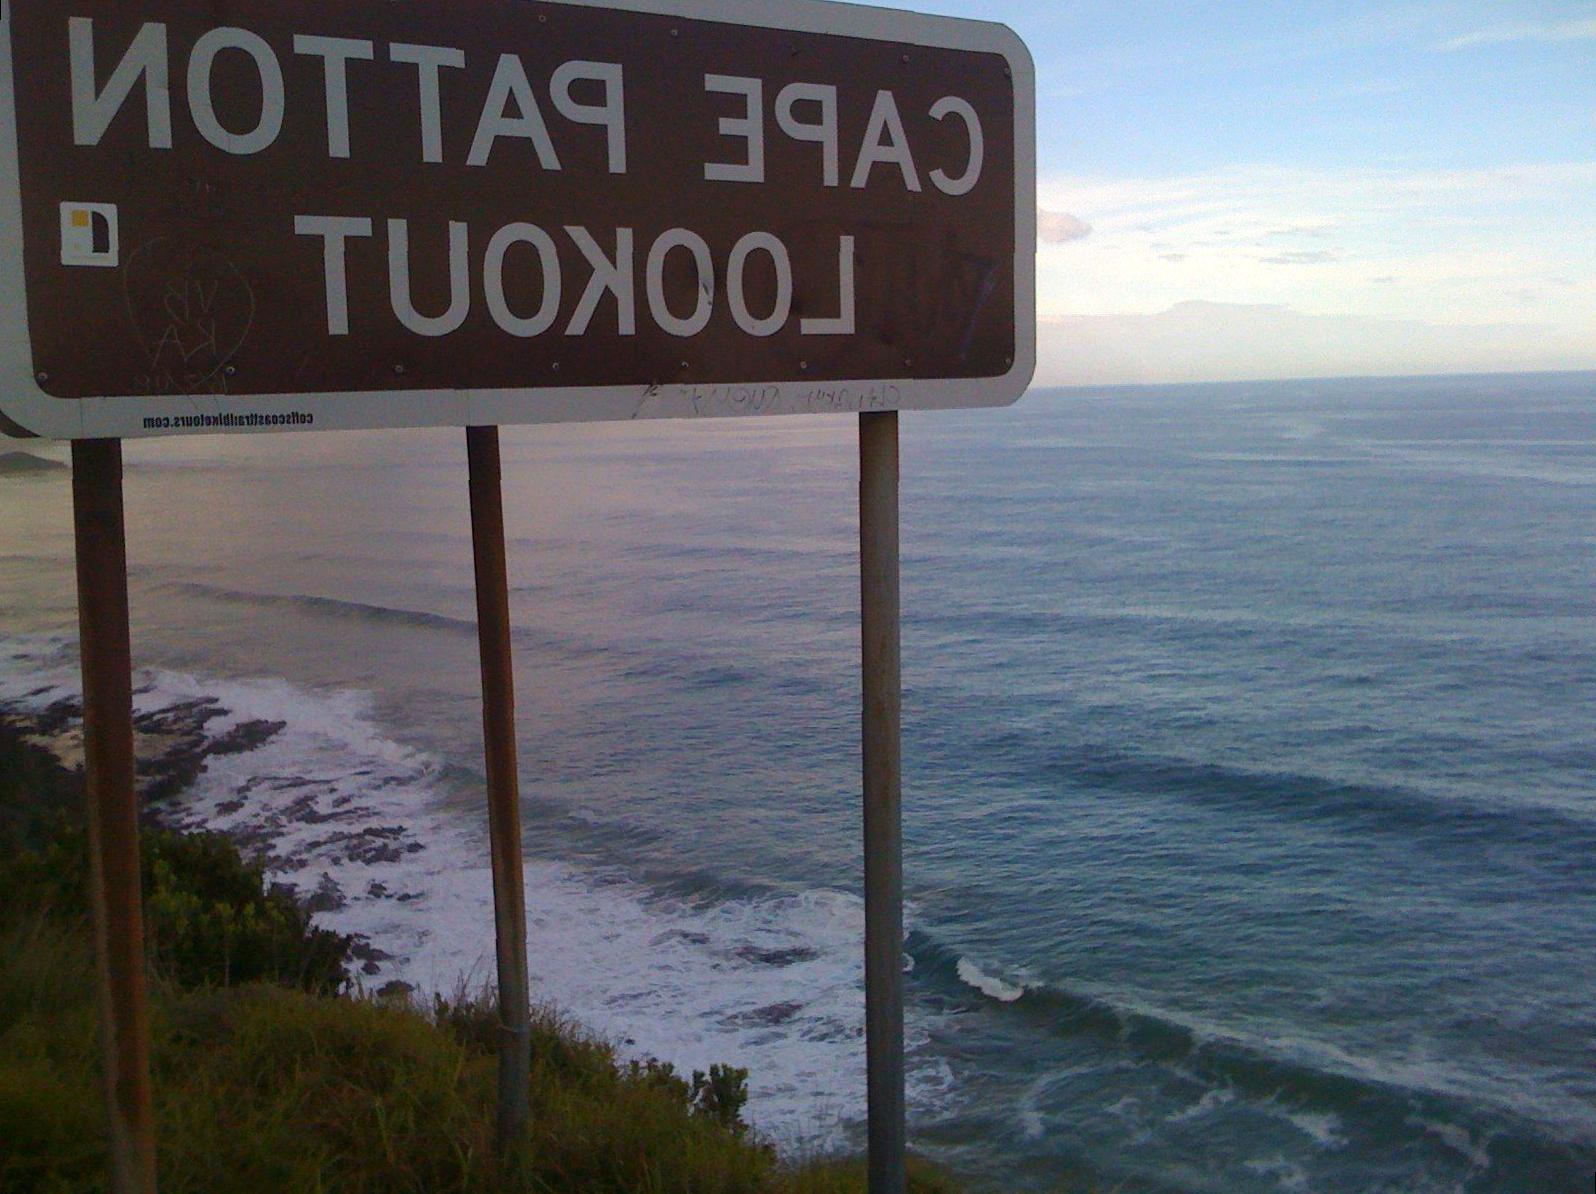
xmin=626 ymin=1056 xmax=694 ymax=1103
xmin=434 ymin=989 xmax=755 ymax=1140
xmin=0 ymin=720 xmax=350 ymax=993
xmin=0 ymin=820 xmax=351 ymax=994
xmin=435 ymin=991 xmax=755 ymax=1137
xmin=141 ymin=829 xmax=351 ymax=993
xmin=0 ymin=725 xmax=81 ymax=852
xmin=0 ymin=815 xmax=74 ymax=917
xmin=692 ymin=1063 xmax=753 ymax=1135
xmin=0 ymin=1054 xmax=106 ymax=1191
xmin=0 ymin=911 xmax=95 ymax=1037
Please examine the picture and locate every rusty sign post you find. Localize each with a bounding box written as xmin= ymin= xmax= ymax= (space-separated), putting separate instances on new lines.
xmin=466 ymin=425 xmax=534 ymax=1147
xmin=859 ymin=410 xmax=904 ymax=1191
xmin=71 ymin=439 xmax=157 ymax=1194
xmin=3 ymin=1 xmax=1033 ymax=1189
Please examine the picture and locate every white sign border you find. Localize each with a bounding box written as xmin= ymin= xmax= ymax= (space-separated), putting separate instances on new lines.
xmin=0 ymin=0 xmax=1036 ymax=440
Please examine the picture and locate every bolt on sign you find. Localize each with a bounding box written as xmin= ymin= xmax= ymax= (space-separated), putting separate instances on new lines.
xmin=0 ymin=0 xmax=1035 ymax=438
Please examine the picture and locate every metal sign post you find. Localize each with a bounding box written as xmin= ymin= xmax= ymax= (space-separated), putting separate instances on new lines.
xmin=466 ymin=425 xmax=534 ymax=1148
xmin=71 ymin=439 xmax=157 ymax=1194
xmin=859 ymin=411 xmax=905 ymax=1192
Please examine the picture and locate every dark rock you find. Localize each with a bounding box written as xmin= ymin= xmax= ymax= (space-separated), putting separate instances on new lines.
xmin=303 ymin=873 xmax=346 ymax=914
xmin=282 ymin=792 xmax=350 ymax=826
xmin=652 ymin=929 xmax=711 ymax=947
xmin=208 ymin=719 xmax=285 ymax=756
xmin=133 ymin=698 xmax=231 ymax=802
xmin=733 ymin=945 xmax=819 ymax=967
xmin=302 ymin=825 xmax=421 ymax=866
xmin=34 ymin=698 xmax=82 ymax=735
xmin=722 ymin=1000 xmax=805 ymax=1028
xmin=349 ymin=938 xmax=392 ymax=976
xmin=363 ymin=879 xmax=421 ymax=902
xmin=349 ymin=939 xmax=392 ymax=964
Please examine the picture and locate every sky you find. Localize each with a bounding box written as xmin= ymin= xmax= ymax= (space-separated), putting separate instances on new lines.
xmin=911 ymin=0 xmax=1596 ymax=385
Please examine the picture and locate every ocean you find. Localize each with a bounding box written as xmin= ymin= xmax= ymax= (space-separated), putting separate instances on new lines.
xmin=2 ymin=371 xmax=1594 ymax=1192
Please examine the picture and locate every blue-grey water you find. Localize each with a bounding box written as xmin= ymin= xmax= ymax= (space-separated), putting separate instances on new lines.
xmin=3 ymin=372 xmax=1594 ymax=1192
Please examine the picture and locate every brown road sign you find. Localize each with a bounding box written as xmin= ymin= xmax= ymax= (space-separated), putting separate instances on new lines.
xmin=0 ymin=0 xmax=1035 ymax=438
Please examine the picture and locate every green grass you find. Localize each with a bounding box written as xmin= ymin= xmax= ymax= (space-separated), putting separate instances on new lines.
xmin=0 ymin=912 xmax=964 ymax=1194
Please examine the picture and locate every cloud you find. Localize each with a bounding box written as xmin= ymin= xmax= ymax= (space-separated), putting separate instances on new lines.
xmin=1045 ymin=162 xmax=1596 ymax=237
xmin=1033 ymin=161 xmax=1596 ymax=381
xmin=1038 ymin=209 xmax=1092 ymax=243
xmin=1035 ymin=161 xmax=1596 ymax=329
xmin=1034 ymin=301 xmax=1596 ymax=386
xmin=1440 ymin=18 xmax=1596 ymax=51
xmin=1265 ymin=225 xmax=1334 ymax=239
xmin=1260 ymin=250 xmax=1338 ymax=265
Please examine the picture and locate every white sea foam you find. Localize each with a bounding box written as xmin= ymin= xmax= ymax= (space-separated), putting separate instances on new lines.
xmin=1104 ymin=1094 xmax=1142 ymax=1122
xmin=1272 ymin=1105 xmax=1347 ymax=1150
xmin=1242 ymin=1154 xmax=1311 ymax=1192
xmin=955 ymin=957 xmax=1026 ymax=1002
xmin=1167 ymin=1085 xmax=1236 ymax=1123
xmin=0 ymin=634 xmax=79 ymax=706
xmin=1012 ymin=1062 xmax=1122 ymax=1142
xmin=0 ymin=633 xmax=953 ymax=1150
xmin=1417 ymin=1119 xmax=1492 ymax=1171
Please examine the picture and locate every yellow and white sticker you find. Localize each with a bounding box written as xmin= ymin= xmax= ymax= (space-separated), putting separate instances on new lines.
xmin=59 ymin=201 xmax=117 ymax=267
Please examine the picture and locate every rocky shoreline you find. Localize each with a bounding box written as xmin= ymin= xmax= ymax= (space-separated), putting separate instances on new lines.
xmin=0 ymin=688 xmax=417 ymax=992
